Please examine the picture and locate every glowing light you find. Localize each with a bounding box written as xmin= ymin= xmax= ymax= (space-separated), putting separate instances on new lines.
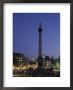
xmin=43 ymin=55 xmax=45 ymax=59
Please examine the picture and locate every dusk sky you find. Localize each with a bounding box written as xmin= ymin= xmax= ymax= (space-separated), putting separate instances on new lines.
xmin=13 ymin=13 xmax=60 ymax=59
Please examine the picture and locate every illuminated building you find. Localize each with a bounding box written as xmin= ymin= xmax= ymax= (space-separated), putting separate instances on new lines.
xmin=53 ymin=59 xmax=60 ymax=72
xmin=43 ymin=56 xmax=52 ymax=69
xmin=13 ymin=52 xmax=29 ymax=66
xmin=13 ymin=52 xmax=23 ymax=65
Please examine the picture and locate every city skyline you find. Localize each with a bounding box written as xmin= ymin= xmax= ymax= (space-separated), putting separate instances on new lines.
xmin=13 ymin=13 xmax=60 ymax=59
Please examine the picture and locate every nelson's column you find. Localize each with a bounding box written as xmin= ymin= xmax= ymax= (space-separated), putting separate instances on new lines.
xmin=37 ymin=23 xmax=43 ymax=68
xmin=32 ymin=23 xmax=44 ymax=77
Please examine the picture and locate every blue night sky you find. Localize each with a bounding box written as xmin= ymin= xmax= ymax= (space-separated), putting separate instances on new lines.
xmin=13 ymin=13 xmax=60 ymax=59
